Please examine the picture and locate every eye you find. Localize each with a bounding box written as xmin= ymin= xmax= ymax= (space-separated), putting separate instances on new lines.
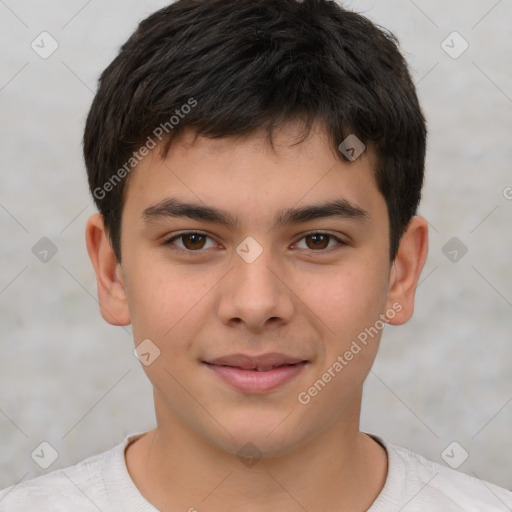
xmin=293 ymin=232 xmax=346 ymax=251
xmin=163 ymin=231 xmax=346 ymax=254
xmin=164 ymin=231 xmax=217 ymax=252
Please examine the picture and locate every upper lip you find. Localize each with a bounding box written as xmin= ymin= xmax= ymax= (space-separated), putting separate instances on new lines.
xmin=204 ymin=352 xmax=308 ymax=370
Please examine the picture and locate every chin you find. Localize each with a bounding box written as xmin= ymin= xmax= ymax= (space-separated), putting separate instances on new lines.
xmin=203 ymin=414 xmax=311 ymax=460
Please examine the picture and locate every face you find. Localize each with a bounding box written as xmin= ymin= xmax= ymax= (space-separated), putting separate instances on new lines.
xmin=100 ymin=121 xmax=408 ymax=457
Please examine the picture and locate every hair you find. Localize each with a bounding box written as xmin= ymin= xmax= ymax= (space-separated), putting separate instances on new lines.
xmin=83 ymin=0 xmax=426 ymax=263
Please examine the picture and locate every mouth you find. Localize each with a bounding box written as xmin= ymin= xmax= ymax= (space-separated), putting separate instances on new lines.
xmin=204 ymin=361 xmax=307 ymax=371
xmin=202 ymin=354 xmax=309 ymax=393
xmin=203 ymin=352 xmax=308 ymax=369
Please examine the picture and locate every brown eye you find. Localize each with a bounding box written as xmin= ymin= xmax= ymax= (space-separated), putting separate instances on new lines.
xmin=182 ymin=233 xmax=206 ymax=250
xmin=294 ymin=232 xmax=346 ymax=251
xmin=305 ymin=233 xmax=330 ymax=250
xmin=165 ymin=232 xmax=216 ymax=252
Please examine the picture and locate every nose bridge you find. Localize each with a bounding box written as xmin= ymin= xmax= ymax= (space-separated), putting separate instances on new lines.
xmin=217 ymin=236 xmax=293 ymax=329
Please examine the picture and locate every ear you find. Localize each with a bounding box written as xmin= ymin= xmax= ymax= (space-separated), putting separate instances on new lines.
xmin=385 ymin=215 xmax=428 ymax=325
xmin=85 ymin=213 xmax=131 ymax=326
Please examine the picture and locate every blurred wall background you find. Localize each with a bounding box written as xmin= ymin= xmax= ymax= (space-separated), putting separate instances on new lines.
xmin=1 ymin=0 xmax=511 ymax=491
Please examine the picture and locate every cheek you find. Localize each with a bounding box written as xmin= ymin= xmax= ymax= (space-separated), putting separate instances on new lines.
xmin=295 ymin=268 xmax=388 ymax=409
xmin=125 ymin=259 xmax=214 ymax=346
xmin=125 ymin=263 xmax=217 ymax=393
xmin=296 ymin=262 xmax=388 ymax=340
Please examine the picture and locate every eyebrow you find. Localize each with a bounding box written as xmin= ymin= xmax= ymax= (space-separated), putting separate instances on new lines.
xmin=142 ymin=197 xmax=369 ymax=229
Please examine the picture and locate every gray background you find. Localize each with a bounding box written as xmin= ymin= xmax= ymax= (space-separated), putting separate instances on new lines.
xmin=1 ymin=0 xmax=511 ymax=492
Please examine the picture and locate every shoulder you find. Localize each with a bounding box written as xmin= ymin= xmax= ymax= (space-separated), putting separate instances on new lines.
xmin=0 ymin=454 xmax=105 ymax=511
xmin=370 ymin=436 xmax=512 ymax=511
xmin=0 ymin=435 xmax=134 ymax=512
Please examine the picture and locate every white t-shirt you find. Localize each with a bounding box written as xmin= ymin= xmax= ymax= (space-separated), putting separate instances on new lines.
xmin=1 ymin=431 xmax=511 ymax=511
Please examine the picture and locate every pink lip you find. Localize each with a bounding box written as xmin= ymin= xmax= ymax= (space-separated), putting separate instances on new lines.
xmin=204 ymin=361 xmax=308 ymax=393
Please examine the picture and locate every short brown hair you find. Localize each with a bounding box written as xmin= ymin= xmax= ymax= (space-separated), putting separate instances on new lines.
xmin=83 ymin=0 xmax=426 ymax=262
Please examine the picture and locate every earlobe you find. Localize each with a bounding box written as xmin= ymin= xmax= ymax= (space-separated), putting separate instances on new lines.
xmin=385 ymin=215 xmax=429 ymax=326
xmin=85 ymin=213 xmax=131 ymax=326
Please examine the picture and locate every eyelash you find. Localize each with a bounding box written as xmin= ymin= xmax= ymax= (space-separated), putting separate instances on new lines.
xmin=162 ymin=231 xmax=347 ymax=255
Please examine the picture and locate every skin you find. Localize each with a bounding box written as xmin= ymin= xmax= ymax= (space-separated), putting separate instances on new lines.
xmin=86 ymin=120 xmax=428 ymax=511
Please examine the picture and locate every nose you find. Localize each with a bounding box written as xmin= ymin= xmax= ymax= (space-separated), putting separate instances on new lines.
xmin=217 ymin=242 xmax=295 ymax=332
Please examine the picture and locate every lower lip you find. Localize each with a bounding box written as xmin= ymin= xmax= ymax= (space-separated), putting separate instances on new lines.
xmin=204 ymin=362 xmax=307 ymax=393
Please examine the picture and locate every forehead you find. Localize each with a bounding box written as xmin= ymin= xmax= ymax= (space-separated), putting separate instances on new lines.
xmin=122 ymin=122 xmax=384 ymax=227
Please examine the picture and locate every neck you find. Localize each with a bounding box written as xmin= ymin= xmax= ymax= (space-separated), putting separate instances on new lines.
xmin=125 ymin=393 xmax=387 ymax=511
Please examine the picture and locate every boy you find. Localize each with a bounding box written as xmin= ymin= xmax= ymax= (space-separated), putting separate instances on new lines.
xmin=1 ymin=0 xmax=511 ymax=510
